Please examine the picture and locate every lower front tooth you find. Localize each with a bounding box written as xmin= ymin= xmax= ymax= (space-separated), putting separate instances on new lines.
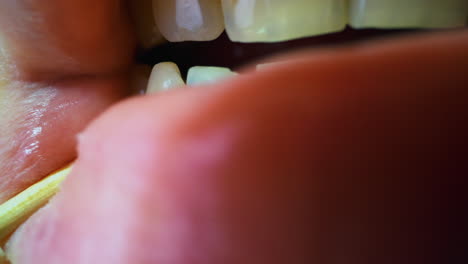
xmin=186 ymin=66 xmax=237 ymax=86
xmin=349 ymin=0 xmax=468 ymax=29
xmin=147 ymin=62 xmax=185 ymax=94
xmin=152 ymin=0 xmax=225 ymax=42
xmin=222 ymin=0 xmax=348 ymax=43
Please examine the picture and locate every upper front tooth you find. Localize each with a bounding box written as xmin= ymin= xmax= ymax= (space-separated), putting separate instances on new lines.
xmin=147 ymin=62 xmax=185 ymax=93
xmin=221 ymin=0 xmax=348 ymax=43
xmin=152 ymin=0 xmax=225 ymax=42
xmin=186 ymin=66 xmax=237 ymax=85
xmin=350 ymin=0 xmax=468 ymax=29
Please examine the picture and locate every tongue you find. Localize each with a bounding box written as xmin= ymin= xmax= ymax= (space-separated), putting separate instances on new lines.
xmin=0 ymin=76 xmax=129 ymax=203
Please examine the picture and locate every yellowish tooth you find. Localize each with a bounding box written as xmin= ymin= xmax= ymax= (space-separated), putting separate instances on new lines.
xmin=0 ymin=165 xmax=72 ymax=243
xmin=152 ymin=0 xmax=225 ymax=42
xmin=147 ymin=62 xmax=185 ymax=93
xmin=130 ymin=0 xmax=166 ymax=49
xmin=349 ymin=0 xmax=468 ymax=29
xmin=186 ymin=66 xmax=237 ymax=86
xmin=222 ymin=0 xmax=348 ymax=43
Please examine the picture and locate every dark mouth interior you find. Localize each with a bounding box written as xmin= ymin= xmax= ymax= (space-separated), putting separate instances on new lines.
xmin=137 ymin=27 xmax=424 ymax=76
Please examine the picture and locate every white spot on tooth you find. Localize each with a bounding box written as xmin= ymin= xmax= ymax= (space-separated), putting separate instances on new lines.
xmin=177 ymin=0 xmax=204 ymax=31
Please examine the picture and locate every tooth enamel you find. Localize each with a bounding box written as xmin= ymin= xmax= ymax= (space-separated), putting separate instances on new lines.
xmin=221 ymin=0 xmax=348 ymax=43
xmin=349 ymin=0 xmax=468 ymax=29
xmin=147 ymin=62 xmax=185 ymax=93
xmin=130 ymin=0 xmax=166 ymax=48
xmin=152 ymin=0 xmax=225 ymax=42
xmin=186 ymin=66 xmax=237 ymax=86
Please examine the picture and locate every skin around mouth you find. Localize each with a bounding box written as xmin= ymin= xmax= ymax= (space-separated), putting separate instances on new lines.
xmin=0 ymin=0 xmax=467 ymax=262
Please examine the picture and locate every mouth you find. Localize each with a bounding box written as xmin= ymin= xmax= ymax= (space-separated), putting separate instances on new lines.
xmin=128 ymin=0 xmax=468 ymax=93
xmin=0 ymin=0 xmax=467 ymax=254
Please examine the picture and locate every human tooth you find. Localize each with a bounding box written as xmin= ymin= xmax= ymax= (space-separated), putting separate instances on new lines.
xmin=221 ymin=0 xmax=348 ymax=43
xmin=147 ymin=62 xmax=185 ymax=93
xmin=349 ymin=0 xmax=468 ymax=29
xmin=186 ymin=66 xmax=237 ymax=86
xmin=130 ymin=0 xmax=165 ymax=48
xmin=152 ymin=0 xmax=225 ymax=42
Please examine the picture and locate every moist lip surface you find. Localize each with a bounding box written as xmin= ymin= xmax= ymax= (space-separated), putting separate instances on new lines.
xmin=0 ymin=77 xmax=129 ymax=203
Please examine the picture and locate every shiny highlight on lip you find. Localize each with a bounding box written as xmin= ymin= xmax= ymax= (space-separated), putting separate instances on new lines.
xmin=0 ymin=83 xmax=59 ymax=202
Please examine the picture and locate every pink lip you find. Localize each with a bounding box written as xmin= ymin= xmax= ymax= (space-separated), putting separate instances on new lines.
xmin=0 ymin=76 xmax=129 ymax=203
